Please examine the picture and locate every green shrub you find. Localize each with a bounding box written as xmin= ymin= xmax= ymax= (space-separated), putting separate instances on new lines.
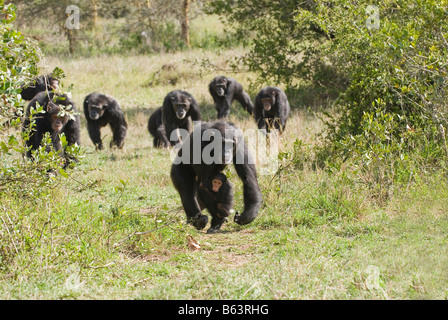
xmin=0 ymin=1 xmax=83 ymax=272
xmin=210 ymin=1 xmax=448 ymax=182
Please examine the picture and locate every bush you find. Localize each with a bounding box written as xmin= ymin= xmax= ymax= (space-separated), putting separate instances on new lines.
xmin=299 ymin=1 xmax=448 ymax=194
xmin=301 ymin=1 xmax=448 ymax=139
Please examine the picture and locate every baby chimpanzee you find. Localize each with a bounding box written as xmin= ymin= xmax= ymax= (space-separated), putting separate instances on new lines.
xmin=197 ymin=172 xmax=234 ymax=234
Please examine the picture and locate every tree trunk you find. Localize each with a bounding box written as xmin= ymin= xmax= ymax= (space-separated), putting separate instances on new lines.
xmin=92 ymin=0 xmax=98 ymax=27
xmin=181 ymin=0 xmax=191 ymax=48
xmin=66 ymin=28 xmax=76 ymax=54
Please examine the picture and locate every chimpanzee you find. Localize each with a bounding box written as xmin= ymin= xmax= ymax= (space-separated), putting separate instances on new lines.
xmin=254 ymin=87 xmax=290 ymax=134
xmin=171 ymin=121 xmax=262 ymax=233
xmin=197 ymin=172 xmax=234 ymax=234
xmin=23 ymin=91 xmax=81 ymax=160
xmin=2 ymin=74 xmax=60 ymax=128
xmin=83 ymin=92 xmax=127 ymax=150
xmin=147 ymin=107 xmax=170 ymax=148
xmin=20 ymin=74 xmax=59 ymax=101
xmin=154 ymin=90 xmax=201 ymax=147
xmin=209 ymin=76 xmax=254 ymax=119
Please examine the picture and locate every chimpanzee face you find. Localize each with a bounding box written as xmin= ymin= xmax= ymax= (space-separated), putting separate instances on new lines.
xmin=212 ymin=77 xmax=228 ymax=97
xmin=211 ymin=178 xmax=223 ymax=192
xmin=261 ymin=91 xmax=277 ymax=111
xmin=88 ymin=103 xmax=107 ymax=120
xmin=47 ymin=102 xmax=69 ymax=133
xmin=222 ymin=138 xmax=235 ymax=164
xmin=49 ymin=78 xmax=59 ymax=90
xmin=210 ymin=172 xmax=228 ymax=193
xmin=171 ymin=95 xmax=192 ymax=120
xmin=204 ymin=172 xmax=227 ymax=193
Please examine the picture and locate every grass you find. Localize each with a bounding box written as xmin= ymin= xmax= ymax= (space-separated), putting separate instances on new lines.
xmin=1 ymin=47 xmax=448 ymax=300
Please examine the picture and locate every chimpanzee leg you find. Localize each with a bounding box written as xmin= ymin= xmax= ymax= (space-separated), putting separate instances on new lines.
xmin=217 ymin=99 xmax=232 ymax=119
xmin=87 ymin=121 xmax=103 ymax=150
xmin=207 ymin=215 xmax=227 ymax=234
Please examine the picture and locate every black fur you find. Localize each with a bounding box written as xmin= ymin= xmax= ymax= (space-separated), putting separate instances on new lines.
xmin=170 ymin=121 xmax=262 ymax=233
xmin=147 ymin=107 xmax=170 ymax=148
xmin=209 ymin=76 xmax=254 ymax=119
xmin=2 ymin=74 xmax=60 ymax=128
xmin=149 ymin=90 xmax=201 ymax=148
xmin=197 ymin=172 xmax=234 ymax=234
xmin=20 ymin=74 xmax=59 ymax=101
xmin=254 ymin=87 xmax=290 ymax=134
xmin=83 ymin=92 xmax=127 ymax=150
xmin=22 ymin=91 xmax=80 ymax=161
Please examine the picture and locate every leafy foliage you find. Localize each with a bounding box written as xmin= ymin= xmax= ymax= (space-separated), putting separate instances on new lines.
xmin=302 ymin=0 xmax=448 ymax=194
xmin=207 ymin=0 xmax=329 ymax=87
xmin=300 ymin=0 xmax=448 ymax=139
xmin=0 ymin=1 xmax=82 ymax=195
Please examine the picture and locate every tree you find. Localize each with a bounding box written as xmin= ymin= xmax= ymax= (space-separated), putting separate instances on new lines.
xmin=126 ymin=0 xmax=203 ymax=50
xmin=206 ymin=0 xmax=328 ymax=87
xmin=181 ymin=0 xmax=191 ymax=48
xmin=13 ymin=0 xmax=91 ymax=54
xmin=296 ymin=1 xmax=448 ymax=147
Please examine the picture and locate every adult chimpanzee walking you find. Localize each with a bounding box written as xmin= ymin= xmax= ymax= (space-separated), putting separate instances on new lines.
xmin=209 ymin=76 xmax=253 ymax=119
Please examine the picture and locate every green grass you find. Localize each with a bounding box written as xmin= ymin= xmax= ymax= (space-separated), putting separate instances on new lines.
xmin=1 ymin=49 xmax=448 ymax=300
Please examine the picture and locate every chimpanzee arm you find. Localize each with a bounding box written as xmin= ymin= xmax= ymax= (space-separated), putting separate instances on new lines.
xmin=87 ymin=121 xmax=103 ymax=150
xmin=217 ymin=98 xmax=232 ymax=119
xmin=63 ymin=116 xmax=81 ymax=146
xmin=23 ymin=93 xmax=46 ymax=156
xmin=27 ymin=127 xmax=44 ymax=157
xmin=20 ymin=86 xmax=38 ymax=101
xmin=105 ymin=99 xmax=127 ymax=148
xmin=254 ymin=96 xmax=267 ymax=132
xmin=233 ymin=138 xmax=262 ymax=225
xmin=276 ymin=91 xmax=290 ymax=131
xmin=156 ymin=125 xmax=171 ymax=148
xmin=189 ymin=102 xmax=202 ymax=122
xmin=164 ymin=121 xmax=180 ymax=146
xmin=171 ymin=163 xmax=208 ymax=230
xmin=216 ymin=198 xmax=233 ymax=218
xmin=214 ymin=181 xmax=234 ymax=218
xmin=20 ymin=76 xmax=44 ymax=100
